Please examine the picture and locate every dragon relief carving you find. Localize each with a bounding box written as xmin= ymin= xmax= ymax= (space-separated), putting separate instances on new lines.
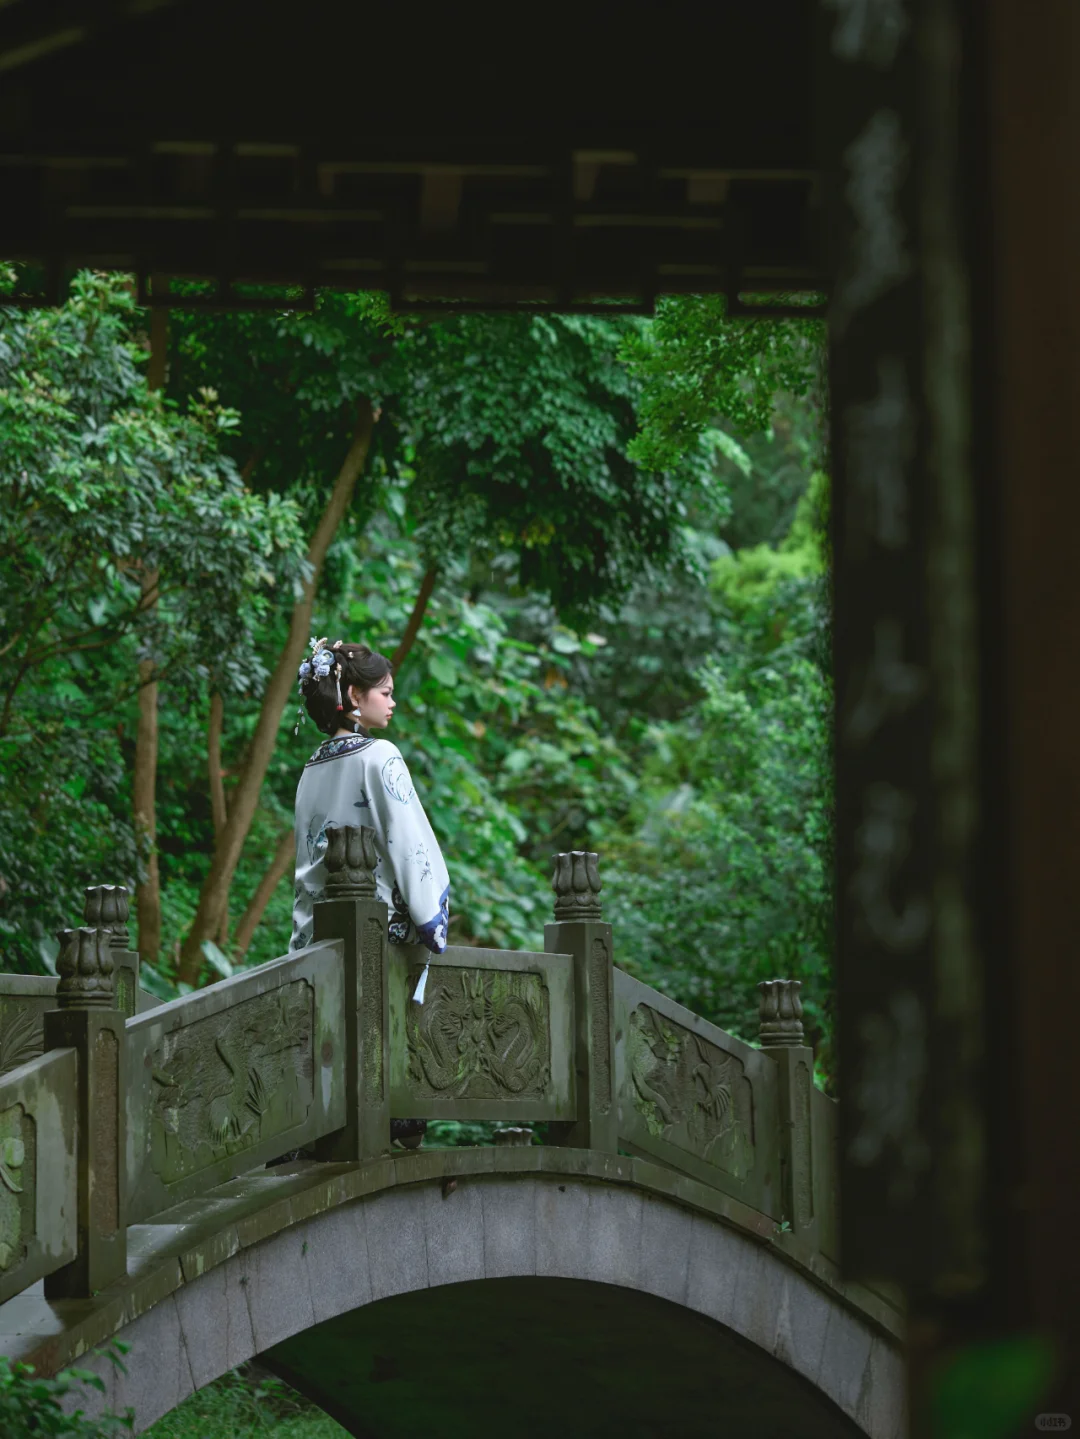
xmin=0 ymin=1002 xmax=44 ymax=1078
xmin=0 ymin=1104 xmax=33 ymax=1273
xmin=149 ymin=981 xmax=314 ymax=1184
xmin=407 ymin=968 xmax=550 ymax=1100
xmin=627 ymin=1005 xmax=754 ymax=1178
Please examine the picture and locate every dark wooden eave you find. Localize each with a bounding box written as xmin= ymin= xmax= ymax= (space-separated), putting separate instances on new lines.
xmin=0 ymin=0 xmax=820 ymax=311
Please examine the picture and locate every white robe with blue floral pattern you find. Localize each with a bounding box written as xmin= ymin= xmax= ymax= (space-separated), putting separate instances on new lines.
xmin=290 ymin=734 xmax=450 ymax=955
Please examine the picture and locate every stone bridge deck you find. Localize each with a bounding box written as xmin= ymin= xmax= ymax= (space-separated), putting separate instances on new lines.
xmin=0 ymin=841 xmax=906 ymax=1437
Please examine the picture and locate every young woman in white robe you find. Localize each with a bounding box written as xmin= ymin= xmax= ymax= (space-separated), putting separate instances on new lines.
xmin=290 ymin=640 xmax=450 ymax=977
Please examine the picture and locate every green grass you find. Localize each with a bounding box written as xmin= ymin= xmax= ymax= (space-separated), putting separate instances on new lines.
xmin=143 ymin=1366 xmax=346 ymax=1439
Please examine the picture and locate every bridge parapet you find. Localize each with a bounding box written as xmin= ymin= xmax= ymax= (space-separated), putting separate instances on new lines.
xmin=0 ymin=830 xmax=844 ymax=1310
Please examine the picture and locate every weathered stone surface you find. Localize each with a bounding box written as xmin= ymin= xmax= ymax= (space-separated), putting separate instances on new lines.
xmin=364 ymin=1185 xmax=428 ymax=1300
xmin=534 ymin=1178 xmax=591 ymax=1279
xmin=25 ymin=1166 xmax=902 ymax=1438
xmin=585 ymin=1184 xmax=643 ymax=1289
xmin=71 ymin=1294 xmax=195 ymax=1432
xmin=816 ymin=1301 xmax=877 ymax=1419
xmin=174 ymin=1253 xmax=256 ymax=1385
xmin=480 ymin=1178 xmax=536 ymax=1278
xmin=769 ymin=1268 xmax=833 ymax=1388
xmin=241 ymin=1226 xmax=316 ymax=1352
xmin=685 ymin=1213 xmax=744 ymax=1330
xmin=638 ymin=1195 xmax=693 ymax=1305
xmin=295 ymin=1204 xmax=371 ymax=1324
xmin=857 ymin=1334 xmax=908 ymax=1439
xmin=423 ymin=1178 xmax=485 ymax=1289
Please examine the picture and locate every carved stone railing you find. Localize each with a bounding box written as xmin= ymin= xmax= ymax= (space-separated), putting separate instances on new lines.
xmin=0 ymin=1046 xmax=78 ymax=1304
xmin=0 ymin=887 xmax=157 ymax=1081
xmin=125 ymin=942 xmax=347 ymax=1222
xmin=388 ymin=944 xmax=575 ymax=1125
xmin=614 ymin=970 xmax=783 ymax=1218
xmin=0 ymin=831 xmax=842 ymax=1307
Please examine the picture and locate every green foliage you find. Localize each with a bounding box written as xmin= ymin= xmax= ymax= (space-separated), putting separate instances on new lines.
xmin=170 ymin=299 xmax=720 ymax=618
xmin=0 ymin=272 xmax=306 ymax=971
xmin=0 ymin=1354 xmax=132 ymax=1439
xmin=620 ymin=294 xmax=824 ymax=472
xmin=143 ymin=1365 xmax=344 ymax=1439
xmin=600 ymin=470 xmax=833 ymax=1065
xmin=0 ymin=279 xmax=834 ymax=1084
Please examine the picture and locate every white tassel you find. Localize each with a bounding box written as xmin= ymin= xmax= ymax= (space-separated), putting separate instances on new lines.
xmin=413 ymin=963 xmax=430 ymax=1005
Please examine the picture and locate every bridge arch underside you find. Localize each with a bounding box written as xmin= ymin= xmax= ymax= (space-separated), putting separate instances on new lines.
xmin=62 ymin=1172 xmax=903 ymax=1439
xmin=267 ymin=1276 xmax=870 ymax=1439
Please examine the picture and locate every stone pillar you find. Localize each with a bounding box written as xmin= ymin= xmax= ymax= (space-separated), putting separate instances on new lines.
xmin=84 ymin=885 xmax=139 ymax=1019
xmin=44 ymin=926 xmax=127 ymax=1298
xmin=545 ymin=851 xmax=616 ymax=1154
xmin=314 ymin=825 xmax=390 ymax=1163
xmin=758 ymin=979 xmax=816 ymax=1240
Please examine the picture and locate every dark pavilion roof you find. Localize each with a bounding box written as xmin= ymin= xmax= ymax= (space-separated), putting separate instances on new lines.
xmin=0 ymin=0 xmax=820 ymax=312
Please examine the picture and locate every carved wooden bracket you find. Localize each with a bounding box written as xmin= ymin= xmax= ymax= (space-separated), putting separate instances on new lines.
xmin=324 ymin=825 xmax=378 ymax=899
xmin=55 ymin=928 xmax=116 ymax=1010
xmin=552 ymin=850 xmax=603 ymax=922
xmin=83 ymin=886 xmax=130 ymax=951
xmin=757 ymin=979 xmax=805 ymax=1048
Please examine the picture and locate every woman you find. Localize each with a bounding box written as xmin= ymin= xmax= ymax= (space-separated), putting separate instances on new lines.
xmin=290 ymin=639 xmax=450 ymax=997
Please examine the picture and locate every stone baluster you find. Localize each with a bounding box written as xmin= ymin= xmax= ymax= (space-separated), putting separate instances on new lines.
xmin=545 ymin=851 xmax=616 ymax=1153
xmin=758 ymin=979 xmax=816 ymax=1240
xmin=313 ymin=824 xmax=390 ymax=1162
xmin=84 ymin=885 xmax=139 ymax=1018
xmin=44 ymin=925 xmax=127 ymax=1297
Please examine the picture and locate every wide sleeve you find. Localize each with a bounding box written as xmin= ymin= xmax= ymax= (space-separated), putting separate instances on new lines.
xmin=369 ymin=743 xmax=450 ymax=954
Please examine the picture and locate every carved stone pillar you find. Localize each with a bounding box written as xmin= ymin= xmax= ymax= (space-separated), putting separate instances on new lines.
xmin=44 ymin=926 xmax=127 ymax=1298
xmin=545 ymin=851 xmax=616 ymax=1154
xmin=758 ymin=979 xmax=816 ymax=1242
xmin=314 ymin=825 xmax=390 ymax=1163
xmin=84 ymin=885 xmax=139 ymax=1018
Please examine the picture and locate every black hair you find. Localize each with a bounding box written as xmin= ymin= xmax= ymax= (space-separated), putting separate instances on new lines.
xmin=301 ymin=642 xmax=393 ymax=737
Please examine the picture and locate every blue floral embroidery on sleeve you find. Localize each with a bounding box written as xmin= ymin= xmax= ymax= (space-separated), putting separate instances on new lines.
xmin=381 ymin=754 xmax=414 ymax=804
xmin=305 ymin=820 xmax=328 ymax=865
xmin=388 ymin=883 xmax=412 ymax=946
xmin=415 ymin=885 xmax=450 ymax=955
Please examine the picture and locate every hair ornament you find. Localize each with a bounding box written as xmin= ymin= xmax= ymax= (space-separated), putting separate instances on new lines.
xmin=296 ymin=637 xmax=336 ymax=691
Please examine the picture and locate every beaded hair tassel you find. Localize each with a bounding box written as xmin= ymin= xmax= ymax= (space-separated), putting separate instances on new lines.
xmin=332 ymin=639 xmax=345 ymax=711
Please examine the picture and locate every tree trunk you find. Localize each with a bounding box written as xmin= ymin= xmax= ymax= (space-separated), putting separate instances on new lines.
xmin=176 ymin=398 xmax=376 ymax=984
xmin=208 ymin=691 xmax=227 ymax=838
xmin=391 ymin=565 xmax=438 ymax=672
xmin=207 ymin=689 xmax=229 ymax=944
xmin=132 ymin=299 xmax=168 ymax=967
xmin=232 ymin=828 xmax=295 ymax=959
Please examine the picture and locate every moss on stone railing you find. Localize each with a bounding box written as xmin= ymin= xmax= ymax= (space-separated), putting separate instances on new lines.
xmin=0 ymin=827 xmax=836 ymax=1303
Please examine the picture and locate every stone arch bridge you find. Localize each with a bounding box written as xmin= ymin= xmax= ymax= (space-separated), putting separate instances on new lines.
xmin=0 ymin=839 xmax=904 ymax=1438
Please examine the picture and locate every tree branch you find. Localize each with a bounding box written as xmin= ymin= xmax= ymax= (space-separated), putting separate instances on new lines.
xmin=207 ymin=690 xmax=227 ymax=839
xmin=231 ymin=828 xmax=295 ymax=959
xmin=177 ymin=398 xmax=377 ymax=985
xmin=391 ymin=565 xmax=438 ymax=674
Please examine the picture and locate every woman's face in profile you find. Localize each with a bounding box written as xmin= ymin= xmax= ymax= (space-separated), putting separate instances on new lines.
xmin=354 ymin=673 xmax=396 ymax=730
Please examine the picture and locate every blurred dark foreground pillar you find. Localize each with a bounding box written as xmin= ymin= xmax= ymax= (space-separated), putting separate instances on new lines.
xmin=824 ymin=0 xmax=1080 ymax=1429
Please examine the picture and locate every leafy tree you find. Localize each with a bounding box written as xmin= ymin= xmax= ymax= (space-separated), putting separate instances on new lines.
xmin=0 ymin=271 xmax=306 ymax=972
xmin=163 ymin=298 xmax=717 ymax=981
xmin=600 ymin=472 xmax=834 ymax=1072
xmin=619 ymin=294 xmax=824 ymax=474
